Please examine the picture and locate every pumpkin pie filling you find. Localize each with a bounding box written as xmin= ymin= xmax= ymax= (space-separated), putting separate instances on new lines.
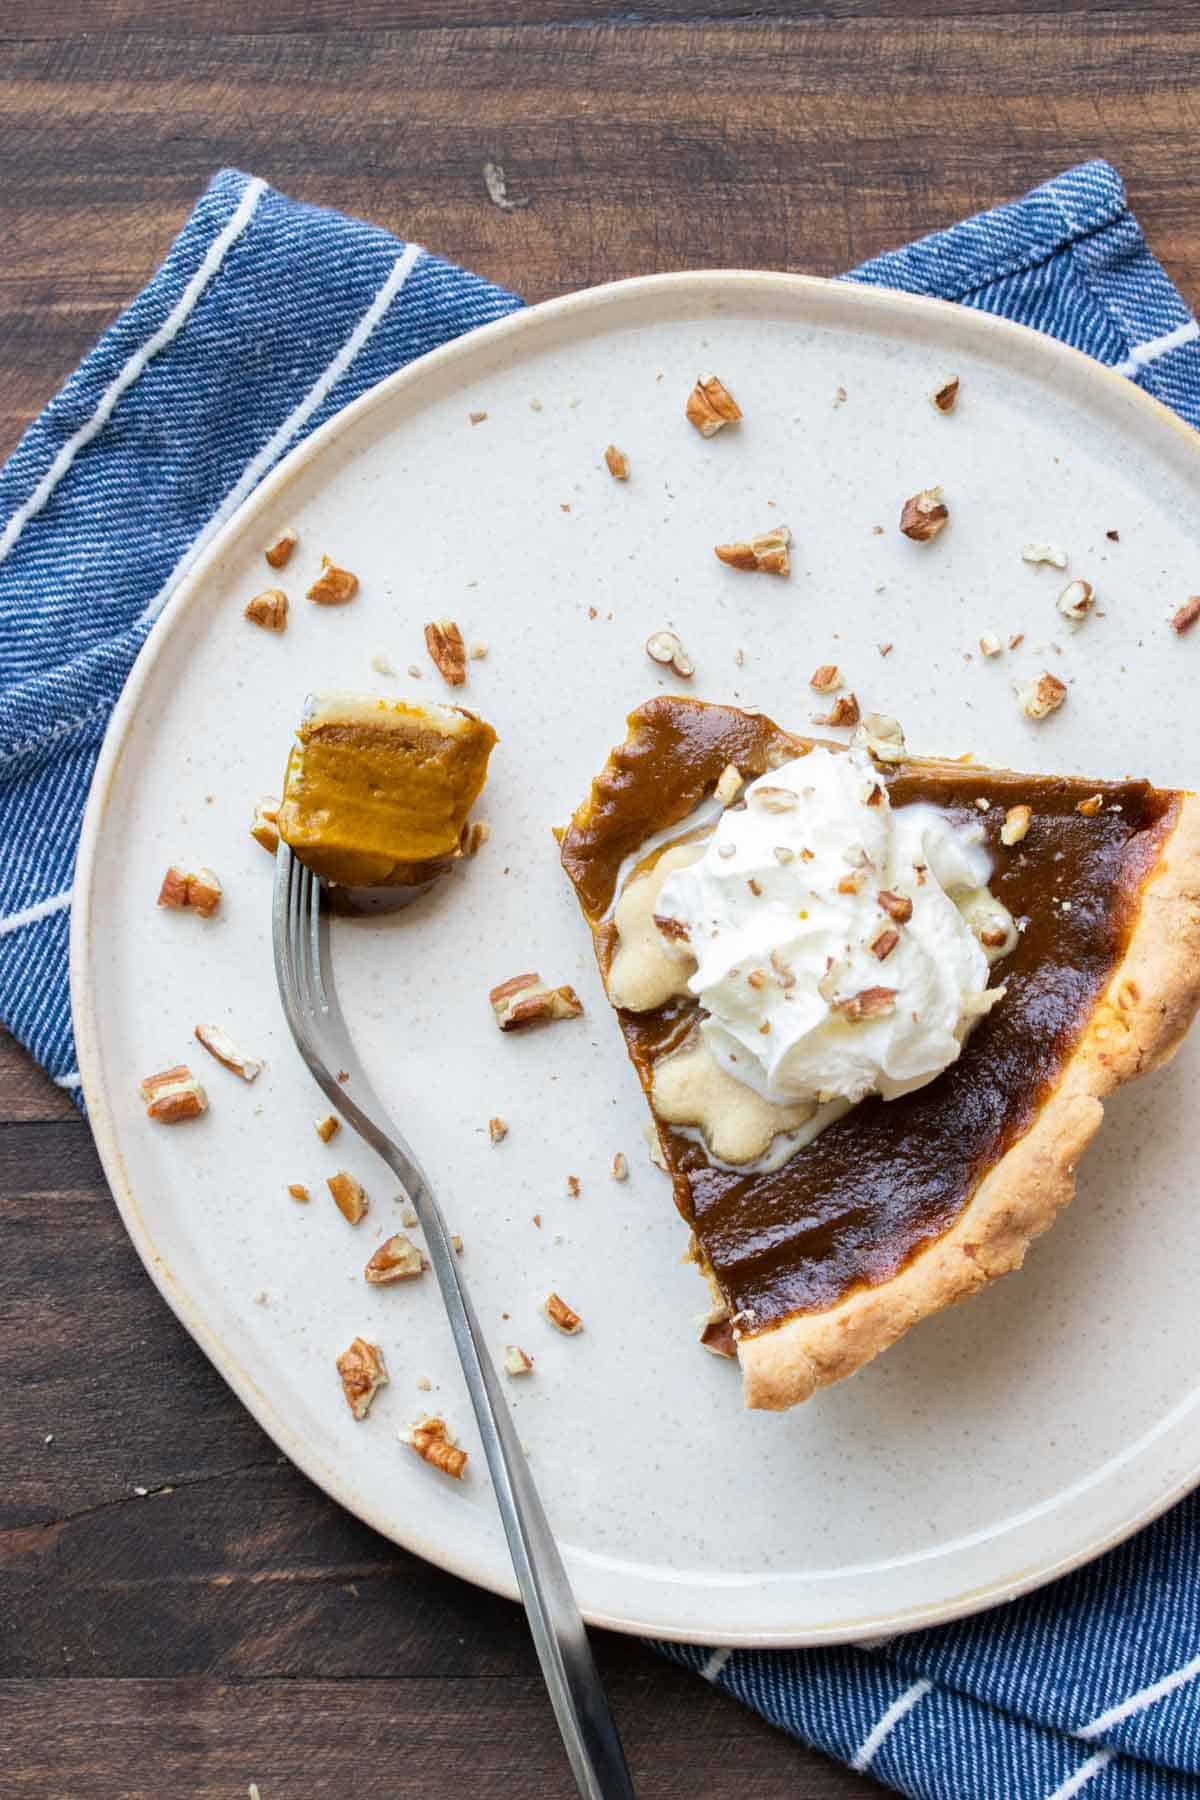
xmin=561 ymin=698 xmax=1199 ymax=1400
xmin=278 ymin=694 xmax=497 ymax=887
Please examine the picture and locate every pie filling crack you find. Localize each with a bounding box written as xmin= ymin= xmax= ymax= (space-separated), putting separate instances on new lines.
xmin=560 ymin=698 xmax=1200 ymax=1410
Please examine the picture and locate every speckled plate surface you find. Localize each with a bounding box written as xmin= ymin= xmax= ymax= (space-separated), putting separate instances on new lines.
xmin=72 ymin=273 xmax=1200 ymax=1646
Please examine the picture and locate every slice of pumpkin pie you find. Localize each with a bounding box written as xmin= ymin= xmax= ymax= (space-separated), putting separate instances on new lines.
xmin=560 ymin=697 xmax=1200 ymax=1410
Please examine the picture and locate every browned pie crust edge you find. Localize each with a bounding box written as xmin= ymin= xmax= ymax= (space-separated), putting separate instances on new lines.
xmin=737 ymin=792 xmax=1200 ymax=1410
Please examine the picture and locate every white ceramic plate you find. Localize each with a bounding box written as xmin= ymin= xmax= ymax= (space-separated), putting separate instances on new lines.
xmin=73 ymin=273 xmax=1200 ymax=1647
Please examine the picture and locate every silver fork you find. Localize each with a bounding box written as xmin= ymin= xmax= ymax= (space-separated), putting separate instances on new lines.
xmin=272 ymin=844 xmax=635 ymax=1800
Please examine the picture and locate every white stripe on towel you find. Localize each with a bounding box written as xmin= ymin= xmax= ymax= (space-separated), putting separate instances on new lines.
xmin=0 ymin=177 xmax=267 ymax=570
xmin=0 ymin=888 xmax=72 ymax=937
xmin=140 ymin=238 xmax=425 ymax=625
xmin=851 ymin=1678 xmax=932 ymax=1772
xmin=1077 ymin=1650 xmax=1200 ymax=1739
xmin=1044 ymin=1748 xmax=1115 ymax=1800
xmin=700 ymin=1647 xmax=732 ymax=1683
xmin=1114 ymin=317 xmax=1199 ymax=377
xmin=54 ymin=1071 xmax=82 ymax=1090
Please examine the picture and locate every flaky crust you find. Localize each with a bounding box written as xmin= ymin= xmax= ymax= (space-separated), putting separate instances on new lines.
xmin=738 ymin=792 xmax=1200 ymax=1411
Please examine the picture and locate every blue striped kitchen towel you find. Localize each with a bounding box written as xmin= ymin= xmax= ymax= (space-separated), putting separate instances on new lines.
xmin=2 ymin=160 xmax=1199 ymax=1797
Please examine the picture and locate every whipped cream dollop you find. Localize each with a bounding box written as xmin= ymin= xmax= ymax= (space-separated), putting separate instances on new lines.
xmin=653 ymin=746 xmax=1012 ymax=1110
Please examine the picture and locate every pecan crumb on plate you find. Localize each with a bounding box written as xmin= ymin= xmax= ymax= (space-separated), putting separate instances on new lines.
xmin=327 ymin=1170 xmax=368 ymax=1224
xmin=194 ymin=1023 xmax=262 ymax=1081
xmin=249 ymin=798 xmax=280 ymax=854
xmin=337 ymin=1337 xmax=387 ymax=1419
xmin=263 ymin=527 xmax=298 ymax=569
xmin=364 ymin=1233 xmax=426 ymax=1283
xmin=400 ymin=1415 xmax=468 ymax=1479
xmin=899 ymin=487 xmax=949 ymax=542
xmin=714 ymin=525 xmax=791 ymax=575
xmin=139 ymin=1065 xmax=207 ymax=1123
xmin=645 ymin=629 xmax=694 ymax=677
xmin=685 ymin=374 xmax=741 ymax=437
xmin=306 ymin=556 xmax=358 ymax=605
xmin=157 ymin=864 xmax=222 ymax=917
xmin=543 ymin=1292 xmax=583 ymax=1334
xmin=1017 ymin=671 xmax=1068 ymax=720
xmin=424 ymin=618 xmax=467 ymax=686
xmin=244 ymin=588 xmax=288 ymax=631
xmin=489 ymin=973 xmax=583 ymax=1031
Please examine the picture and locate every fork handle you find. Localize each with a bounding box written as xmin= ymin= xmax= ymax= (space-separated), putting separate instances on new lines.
xmin=380 ymin=1148 xmax=636 ymax=1800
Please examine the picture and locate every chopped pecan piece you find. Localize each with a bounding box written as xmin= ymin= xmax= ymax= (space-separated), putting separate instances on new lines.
xmin=504 ymin=1345 xmax=534 ymax=1376
xmin=306 ymin=556 xmax=358 ymax=605
xmin=327 ymin=1171 xmax=368 ymax=1224
xmin=899 ymin=487 xmax=948 ymax=542
xmin=714 ymin=763 xmax=743 ymax=806
xmin=336 ymin=1337 xmax=387 ymax=1420
xmin=1171 ymin=595 xmax=1200 ymax=635
xmin=1057 ymin=579 xmax=1095 ymax=623
xmin=930 ymin=375 xmax=960 ymax=413
xmin=852 ymin=712 xmax=907 ymax=764
xmin=979 ymin=633 xmax=1002 ymax=657
xmin=833 ymin=986 xmax=897 ymax=1022
xmin=714 ymin=526 xmax=791 ymax=576
xmin=611 ymin=1151 xmax=629 ymax=1181
xmin=685 ymin=374 xmax=742 ymax=437
xmin=878 ymin=889 xmax=913 ymax=923
xmin=489 ymin=972 xmax=584 ymax=1032
xmin=263 ymin=527 xmax=298 ymax=569
xmin=1076 ymin=793 xmax=1104 ymax=818
xmin=244 ymin=587 xmax=288 ymax=632
xmin=869 ymin=926 xmax=900 ymax=961
xmin=365 ymin=1232 xmax=426 ymax=1283
xmin=287 ymin=1183 xmax=310 ymax=1203
xmin=250 ymin=798 xmax=280 ymax=855
xmin=424 ymin=618 xmax=467 ymax=686
xmin=645 ymin=629 xmax=694 ymax=677
xmin=604 ymin=444 xmax=630 ymax=480
xmin=543 ymin=1292 xmax=583 ymax=1334
xmin=1017 ymin=671 xmax=1067 ymax=720
xmin=194 ymin=1022 xmax=262 ymax=1082
xmin=157 ymin=864 xmax=222 ymax=917
xmin=488 ymin=1115 xmax=508 ymax=1145
xmin=468 ymin=410 xmax=488 ymax=425
xmin=400 ymin=1415 xmax=468 ymax=1479
xmin=1001 ymin=804 xmax=1032 ymax=846
xmin=813 ymin=692 xmax=860 ymax=728
xmin=565 ymin=1175 xmax=581 ymax=1198
xmin=314 ymin=1113 xmax=340 ymax=1143
xmin=139 ymin=1065 xmax=208 ymax=1124
xmin=1021 ymin=542 xmax=1068 ymax=568
xmin=809 ymin=664 xmax=841 ymax=692
xmin=751 ymin=784 xmax=798 ymax=813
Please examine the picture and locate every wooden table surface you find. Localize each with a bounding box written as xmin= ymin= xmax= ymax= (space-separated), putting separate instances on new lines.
xmin=4 ymin=3 xmax=1199 ymax=1794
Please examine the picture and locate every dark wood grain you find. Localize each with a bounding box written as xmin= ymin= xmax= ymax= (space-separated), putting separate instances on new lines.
xmin=4 ymin=5 xmax=1199 ymax=1794
xmin=4 ymin=16 xmax=1200 ymax=460
xmin=0 ymin=1676 xmax=872 ymax=1798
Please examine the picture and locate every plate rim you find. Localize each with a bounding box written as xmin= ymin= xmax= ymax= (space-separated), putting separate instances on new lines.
xmin=70 ymin=267 xmax=1200 ymax=1647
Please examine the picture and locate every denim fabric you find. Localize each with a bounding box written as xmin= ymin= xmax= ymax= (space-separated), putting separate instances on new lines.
xmin=3 ymin=160 xmax=1198 ymax=1799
